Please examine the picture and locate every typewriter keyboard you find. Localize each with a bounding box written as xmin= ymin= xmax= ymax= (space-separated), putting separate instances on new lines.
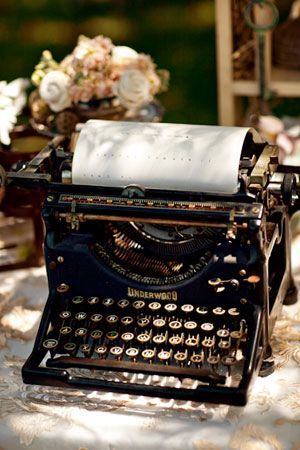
xmin=42 ymin=295 xmax=257 ymax=386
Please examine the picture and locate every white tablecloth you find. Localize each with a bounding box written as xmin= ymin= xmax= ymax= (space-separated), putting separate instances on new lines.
xmin=0 ymin=264 xmax=299 ymax=450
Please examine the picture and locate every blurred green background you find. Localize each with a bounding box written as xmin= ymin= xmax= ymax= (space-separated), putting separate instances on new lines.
xmin=0 ymin=0 xmax=299 ymax=125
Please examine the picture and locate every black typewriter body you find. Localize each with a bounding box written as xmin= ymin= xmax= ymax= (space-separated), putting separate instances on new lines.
xmin=5 ymin=128 xmax=299 ymax=406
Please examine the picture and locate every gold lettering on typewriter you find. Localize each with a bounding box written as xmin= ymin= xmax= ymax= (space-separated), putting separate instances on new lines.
xmin=127 ymin=287 xmax=178 ymax=301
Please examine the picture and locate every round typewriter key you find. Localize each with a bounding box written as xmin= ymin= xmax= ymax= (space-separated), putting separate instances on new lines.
xmin=196 ymin=306 xmax=208 ymax=315
xmin=95 ymin=345 xmax=108 ymax=357
xmin=169 ymin=320 xmax=182 ymax=330
xmin=169 ymin=335 xmax=182 ymax=346
xmin=88 ymin=296 xmax=100 ymax=305
xmin=201 ymin=322 xmax=214 ymax=332
xmin=174 ymin=351 xmax=188 ymax=363
xmin=228 ymin=307 xmax=240 ymax=316
xmin=181 ymin=304 xmax=194 ymax=313
xmin=91 ymin=330 xmax=103 ymax=340
xmin=110 ymin=346 xmax=124 ymax=357
xmin=75 ymin=312 xmax=87 ymax=321
xmin=217 ymin=328 xmax=230 ymax=338
xmin=60 ymin=326 xmax=72 ymax=335
xmin=153 ymin=334 xmax=167 ymax=344
xmin=121 ymin=316 xmax=134 ymax=326
xmin=106 ymin=331 xmax=119 ymax=341
xmin=221 ymin=355 xmax=236 ymax=369
xmin=121 ymin=332 xmax=134 ymax=342
xmin=158 ymin=350 xmax=171 ymax=362
xmin=75 ymin=327 xmax=87 ymax=337
xmin=137 ymin=333 xmax=151 ymax=343
xmin=137 ymin=317 xmax=150 ymax=327
xmin=103 ymin=298 xmax=114 ymax=307
xmin=118 ymin=299 xmax=130 ymax=309
xmin=133 ymin=300 xmax=145 ymax=310
xmin=91 ymin=313 xmax=103 ymax=323
xmin=153 ymin=318 xmax=166 ymax=328
xmin=142 ymin=349 xmax=155 ymax=360
xmin=106 ymin=314 xmax=118 ymax=325
xmin=202 ymin=337 xmax=215 ymax=348
xmin=208 ymin=277 xmax=222 ymax=286
xmin=148 ymin=302 xmax=161 ymax=311
xmin=164 ymin=303 xmax=177 ymax=312
xmin=185 ymin=337 xmax=199 ymax=347
xmin=126 ymin=347 xmax=139 ymax=359
xmin=64 ymin=342 xmax=76 ymax=353
xmin=59 ymin=311 xmax=72 ymax=319
xmin=184 ymin=321 xmax=197 ymax=330
xmin=72 ymin=296 xmax=84 ymax=305
xmin=80 ymin=344 xmax=91 ymax=355
xmin=42 ymin=339 xmax=58 ymax=350
xmin=218 ymin=340 xmax=231 ymax=350
xmin=190 ymin=353 xmax=204 ymax=365
xmin=212 ymin=307 xmax=226 ymax=316
xmin=207 ymin=354 xmax=220 ymax=367
xmin=230 ymin=330 xmax=243 ymax=340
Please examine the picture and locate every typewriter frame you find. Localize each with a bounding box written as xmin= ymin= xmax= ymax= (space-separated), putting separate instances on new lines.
xmin=6 ymin=134 xmax=298 ymax=406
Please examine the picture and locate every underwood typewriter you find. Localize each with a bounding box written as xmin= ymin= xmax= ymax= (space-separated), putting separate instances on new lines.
xmin=4 ymin=120 xmax=299 ymax=406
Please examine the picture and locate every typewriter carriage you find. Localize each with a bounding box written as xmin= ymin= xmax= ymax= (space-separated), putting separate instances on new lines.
xmin=4 ymin=125 xmax=299 ymax=406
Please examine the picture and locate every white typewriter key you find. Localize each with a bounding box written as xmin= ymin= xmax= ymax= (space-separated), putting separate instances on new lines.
xmin=153 ymin=334 xmax=167 ymax=344
xmin=221 ymin=355 xmax=237 ymax=374
xmin=218 ymin=340 xmax=231 ymax=350
xmin=106 ymin=331 xmax=119 ymax=341
xmin=121 ymin=316 xmax=134 ymax=326
xmin=106 ymin=314 xmax=118 ymax=324
xmin=75 ymin=312 xmax=87 ymax=321
xmin=164 ymin=303 xmax=177 ymax=312
xmin=212 ymin=307 xmax=226 ymax=316
xmin=88 ymin=296 xmax=100 ymax=305
xmin=190 ymin=353 xmax=204 ymax=365
xmin=126 ymin=347 xmax=139 ymax=359
xmin=43 ymin=339 xmax=58 ymax=349
xmin=75 ymin=327 xmax=87 ymax=337
xmin=137 ymin=317 xmax=150 ymax=327
xmin=158 ymin=350 xmax=171 ymax=362
xmin=148 ymin=302 xmax=161 ymax=311
xmin=207 ymin=354 xmax=220 ymax=368
xmin=95 ymin=345 xmax=108 ymax=357
xmin=110 ymin=346 xmax=124 ymax=358
xmin=169 ymin=320 xmax=182 ymax=330
xmin=133 ymin=300 xmax=145 ymax=310
xmin=196 ymin=306 xmax=208 ymax=315
xmin=201 ymin=337 xmax=215 ymax=348
xmin=80 ymin=344 xmax=91 ymax=355
xmin=90 ymin=330 xmax=103 ymax=340
xmin=228 ymin=307 xmax=240 ymax=316
xmin=185 ymin=336 xmax=199 ymax=347
xmin=153 ymin=318 xmax=166 ymax=328
xmin=217 ymin=328 xmax=230 ymax=338
xmin=118 ymin=299 xmax=130 ymax=309
xmin=91 ymin=313 xmax=103 ymax=323
xmin=142 ymin=349 xmax=155 ymax=360
xmin=230 ymin=330 xmax=243 ymax=340
xmin=137 ymin=333 xmax=151 ymax=343
xmin=60 ymin=326 xmax=72 ymax=335
xmin=103 ymin=298 xmax=114 ymax=307
xmin=174 ymin=351 xmax=188 ymax=363
xmin=72 ymin=296 xmax=84 ymax=304
xmin=121 ymin=332 xmax=134 ymax=342
xmin=169 ymin=335 xmax=183 ymax=346
xmin=201 ymin=322 xmax=214 ymax=332
xmin=181 ymin=304 xmax=194 ymax=313
xmin=59 ymin=311 xmax=72 ymax=319
xmin=184 ymin=321 xmax=197 ymax=330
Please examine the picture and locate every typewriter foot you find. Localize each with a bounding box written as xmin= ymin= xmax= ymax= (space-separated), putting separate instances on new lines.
xmin=283 ymin=285 xmax=298 ymax=305
xmin=259 ymin=346 xmax=275 ymax=377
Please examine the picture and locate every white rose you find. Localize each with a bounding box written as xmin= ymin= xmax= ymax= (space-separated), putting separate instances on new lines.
xmin=114 ymin=69 xmax=152 ymax=109
xmin=39 ymin=71 xmax=72 ymax=112
xmin=112 ymin=46 xmax=138 ymax=67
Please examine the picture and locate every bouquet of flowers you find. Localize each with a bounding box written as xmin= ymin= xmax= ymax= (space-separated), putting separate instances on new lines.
xmin=30 ymin=35 xmax=169 ymax=134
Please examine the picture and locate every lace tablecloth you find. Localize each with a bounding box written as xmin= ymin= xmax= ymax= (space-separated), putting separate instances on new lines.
xmin=0 ymin=266 xmax=299 ymax=450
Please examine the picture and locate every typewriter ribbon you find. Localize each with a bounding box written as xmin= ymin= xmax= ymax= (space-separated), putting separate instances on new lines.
xmin=3 ymin=119 xmax=300 ymax=406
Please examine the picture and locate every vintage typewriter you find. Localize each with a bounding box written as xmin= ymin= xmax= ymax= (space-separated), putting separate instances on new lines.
xmin=4 ymin=120 xmax=299 ymax=406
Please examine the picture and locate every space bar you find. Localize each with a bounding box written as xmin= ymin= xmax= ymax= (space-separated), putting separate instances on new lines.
xmin=47 ymin=356 xmax=226 ymax=384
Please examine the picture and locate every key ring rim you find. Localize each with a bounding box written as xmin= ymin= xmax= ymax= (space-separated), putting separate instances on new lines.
xmin=244 ymin=0 xmax=279 ymax=32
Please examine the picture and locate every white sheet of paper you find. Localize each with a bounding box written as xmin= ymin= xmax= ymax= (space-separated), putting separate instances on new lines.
xmin=72 ymin=120 xmax=261 ymax=194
